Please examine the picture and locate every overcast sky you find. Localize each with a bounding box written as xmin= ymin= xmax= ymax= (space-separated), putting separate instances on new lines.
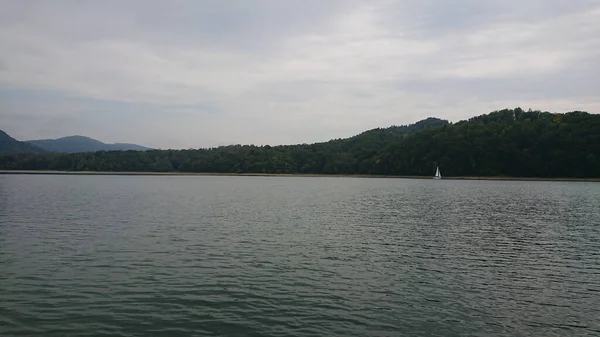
xmin=1 ymin=0 xmax=599 ymax=149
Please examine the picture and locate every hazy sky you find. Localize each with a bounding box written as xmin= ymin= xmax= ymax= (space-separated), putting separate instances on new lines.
xmin=1 ymin=0 xmax=599 ymax=149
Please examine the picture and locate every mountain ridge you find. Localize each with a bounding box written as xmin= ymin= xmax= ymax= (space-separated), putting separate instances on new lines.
xmin=26 ymin=135 xmax=152 ymax=153
xmin=1 ymin=108 xmax=599 ymax=178
xmin=0 ymin=130 xmax=45 ymax=153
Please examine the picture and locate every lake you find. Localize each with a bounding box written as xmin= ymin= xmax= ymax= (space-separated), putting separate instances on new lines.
xmin=1 ymin=174 xmax=599 ymax=336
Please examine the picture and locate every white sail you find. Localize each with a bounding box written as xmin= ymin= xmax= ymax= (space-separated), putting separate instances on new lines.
xmin=434 ymin=166 xmax=441 ymax=179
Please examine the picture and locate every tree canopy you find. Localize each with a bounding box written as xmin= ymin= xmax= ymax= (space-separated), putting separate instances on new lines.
xmin=1 ymin=109 xmax=599 ymax=178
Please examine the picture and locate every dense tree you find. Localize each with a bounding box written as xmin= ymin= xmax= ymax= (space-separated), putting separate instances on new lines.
xmin=1 ymin=109 xmax=599 ymax=178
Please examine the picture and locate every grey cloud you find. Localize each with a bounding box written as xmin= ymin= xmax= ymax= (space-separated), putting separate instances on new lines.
xmin=0 ymin=0 xmax=352 ymax=51
xmin=1 ymin=0 xmax=599 ymax=148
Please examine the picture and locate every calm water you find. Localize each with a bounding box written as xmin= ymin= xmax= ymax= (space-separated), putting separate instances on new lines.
xmin=1 ymin=175 xmax=600 ymax=336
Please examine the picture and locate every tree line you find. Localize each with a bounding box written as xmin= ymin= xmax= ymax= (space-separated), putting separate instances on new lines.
xmin=1 ymin=108 xmax=598 ymax=178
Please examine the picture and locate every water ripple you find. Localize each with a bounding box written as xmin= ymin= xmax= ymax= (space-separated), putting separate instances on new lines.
xmin=1 ymin=175 xmax=600 ymax=336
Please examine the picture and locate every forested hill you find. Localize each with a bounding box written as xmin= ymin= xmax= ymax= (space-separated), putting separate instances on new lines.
xmin=0 ymin=130 xmax=45 ymax=153
xmin=378 ymin=109 xmax=599 ymax=177
xmin=1 ymin=108 xmax=599 ymax=178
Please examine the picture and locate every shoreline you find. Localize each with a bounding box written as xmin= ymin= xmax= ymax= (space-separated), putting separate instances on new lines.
xmin=1 ymin=170 xmax=599 ymax=182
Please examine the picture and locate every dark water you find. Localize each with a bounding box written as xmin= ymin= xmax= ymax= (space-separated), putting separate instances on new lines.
xmin=1 ymin=175 xmax=600 ymax=336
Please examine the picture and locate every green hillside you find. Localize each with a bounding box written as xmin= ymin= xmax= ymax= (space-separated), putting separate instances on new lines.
xmin=377 ymin=109 xmax=600 ymax=177
xmin=1 ymin=108 xmax=599 ymax=178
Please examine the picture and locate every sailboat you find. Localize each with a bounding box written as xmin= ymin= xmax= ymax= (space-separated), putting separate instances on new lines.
xmin=433 ymin=166 xmax=441 ymax=180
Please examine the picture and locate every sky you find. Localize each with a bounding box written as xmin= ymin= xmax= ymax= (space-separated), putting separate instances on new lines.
xmin=1 ymin=0 xmax=599 ymax=149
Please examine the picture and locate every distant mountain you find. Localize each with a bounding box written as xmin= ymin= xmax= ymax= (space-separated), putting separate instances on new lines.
xmin=0 ymin=130 xmax=45 ymax=153
xmin=3 ymin=109 xmax=599 ymax=178
xmin=26 ymin=136 xmax=152 ymax=153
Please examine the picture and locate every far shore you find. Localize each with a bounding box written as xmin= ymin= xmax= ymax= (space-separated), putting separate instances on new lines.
xmin=1 ymin=170 xmax=599 ymax=182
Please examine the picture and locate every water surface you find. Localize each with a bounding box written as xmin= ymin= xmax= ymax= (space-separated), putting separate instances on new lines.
xmin=1 ymin=175 xmax=599 ymax=336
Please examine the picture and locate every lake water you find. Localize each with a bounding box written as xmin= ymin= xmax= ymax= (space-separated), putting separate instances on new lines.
xmin=1 ymin=174 xmax=599 ymax=336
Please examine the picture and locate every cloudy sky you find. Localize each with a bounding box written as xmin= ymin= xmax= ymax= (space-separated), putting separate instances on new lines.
xmin=1 ymin=0 xmax=599 ymax=149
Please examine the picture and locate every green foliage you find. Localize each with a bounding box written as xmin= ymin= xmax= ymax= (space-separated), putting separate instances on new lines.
xmin=1 ymin=109 xmax=599 ymax=177
xmin=377 ymin=109 xmax=600 ymax=177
